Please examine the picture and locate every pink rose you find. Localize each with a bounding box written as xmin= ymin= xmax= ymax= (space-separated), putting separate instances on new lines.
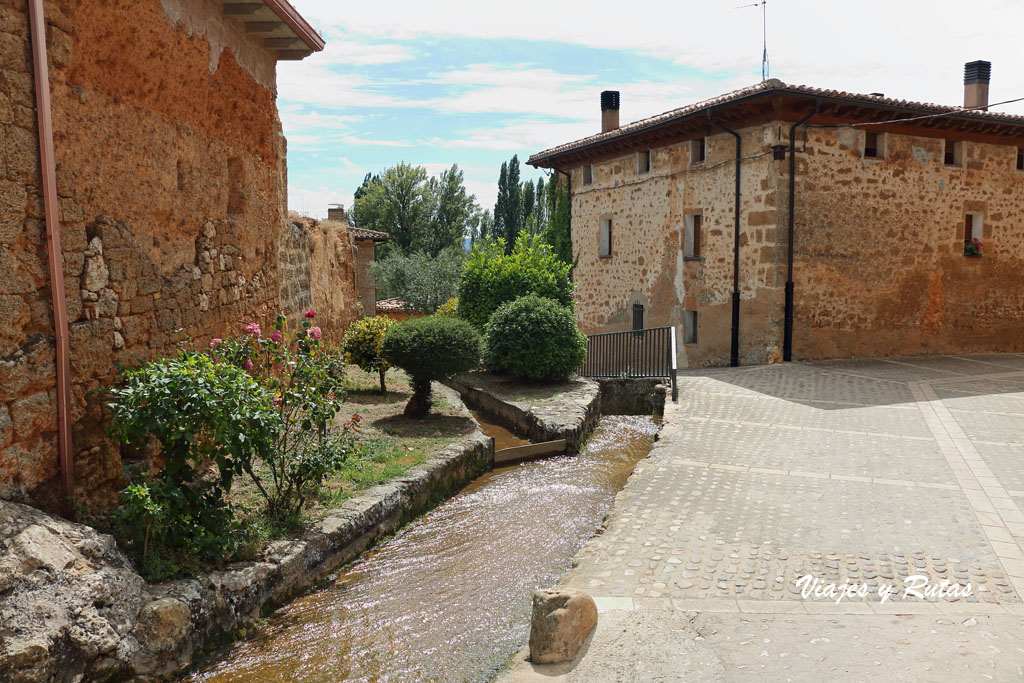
xmin=305 ymin=310 xmax=316 ymax=319
xmin=245 ymin=322 xmax=261 ymax=338
xmin=209 ymin=338 xmax=222 ymax=350
xmin=273 ymin=396 xmax=282 ymax=407
xmin=270 ymin=329 xmax=283 ymax=343
xmin=243 ymin=359 xmax=254 ymax=370
xmin=308 ymin=326 xmax=322 ymax=340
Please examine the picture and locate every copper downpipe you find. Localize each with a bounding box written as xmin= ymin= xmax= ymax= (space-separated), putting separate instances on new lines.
xmin=28 ymin=0 xmax=74 ymax=518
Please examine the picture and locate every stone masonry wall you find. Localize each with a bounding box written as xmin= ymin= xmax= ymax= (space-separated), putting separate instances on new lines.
xmin=570 ymin=123 xmax=785 ymax=367
xmin=0 ymin=0 xmax=295 ymax=511
xmin=792 ymin=128 xmax=1024 ymax=359
xmin=354 ymin=237 xmax=377 ymax=316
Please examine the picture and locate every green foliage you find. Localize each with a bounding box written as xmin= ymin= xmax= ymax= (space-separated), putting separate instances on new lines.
xmin=457 ymin=231 xmax=575 ymax=330
xmin=434 ymin=297 xmax=459 ymax=318
xmin=342 ymin=316 xmax=397 ymax=392
xmin=352 ymin=163 xmax=479 ymax=257
xmin=484 ymin=294 xmax=587 ymax=381
xmin=381 ymin=316 xmax=481 ymax=417
xmin=540 ymin=174 xmax=573 ymax=264
xmin=373 ymin=246 xmax=465 ymax=314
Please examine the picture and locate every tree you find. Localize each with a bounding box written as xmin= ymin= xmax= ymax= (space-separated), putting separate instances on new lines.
xmin=352 ymin=163 xmax=428 ymax=256
xmin=540 ymin=174 xmax=572 ymax=264
xmin=421 ymin=164 xmax=478 ymax=257
xmin=521 ymin=179 xmax=535 ymax=232
xmin=471 ymin=209 xmax=493 ymax=247
xmin=534 ymin=177 xmax=547 ymax=233
xmin=373 ymin=246 xmax=466 ymax=314
xmin=342 ymin=316 xmax=397 ymax=393
xmin=493 ymin=155 xmax=522 ymax=253
xmin=350 ymin=172 xmax=379 ymax=226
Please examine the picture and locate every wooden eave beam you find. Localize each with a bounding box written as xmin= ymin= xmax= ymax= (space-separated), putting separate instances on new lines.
xmin=245 ymin=21 xmax=283 ymax=34
xmin=224 ymin=3 xmax=264 ymax=16
xmin=264 ymin=37 xmax=303 ymax=49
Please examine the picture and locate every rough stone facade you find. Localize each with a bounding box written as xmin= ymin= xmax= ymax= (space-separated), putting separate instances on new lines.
xmin=0 ymin=0 xmax=335 ymax=511
xmin=532 ymin=82 xmax=1024 ymax=368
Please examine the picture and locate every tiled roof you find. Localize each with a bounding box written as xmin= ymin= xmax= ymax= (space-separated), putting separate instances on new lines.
xmin=375 ymin=298 xmax=409 ymax=312
xmin=527 ymin=79 xmax=1024 ymax=166
xmin=350 ymin=226 xmax=390 ymax=242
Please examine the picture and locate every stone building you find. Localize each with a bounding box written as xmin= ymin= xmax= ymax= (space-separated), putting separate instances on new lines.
xmin=0 ymin=0 xmax=341 ymax=513
xmin=528 ymin=62 xmax=1024 ymax=368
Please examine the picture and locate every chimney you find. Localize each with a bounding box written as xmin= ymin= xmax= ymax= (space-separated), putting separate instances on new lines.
xmin=964 ymin=60 xmax=991 ymax=110
xmin=327 ymin=203 xmax=346 ymax=222
xmin=601 ymin=90 xmax=620 ymax=133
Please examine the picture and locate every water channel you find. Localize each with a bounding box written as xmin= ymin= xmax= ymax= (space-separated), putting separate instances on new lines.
xmin=188 ymin=413 xmax=660 ymax=682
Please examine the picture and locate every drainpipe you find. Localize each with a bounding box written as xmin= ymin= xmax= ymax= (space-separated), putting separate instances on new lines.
xmin=782 ymin=100 xmax=819 ymax=362
xmin=28 ymin=0 xmax=74 ymax=518
xmin=707 ymin=110 xmax=741 ymax=367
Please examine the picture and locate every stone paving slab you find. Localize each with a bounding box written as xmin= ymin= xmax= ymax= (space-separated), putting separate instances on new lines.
xmin=528 ymin=354 xmax=1024 ymax=681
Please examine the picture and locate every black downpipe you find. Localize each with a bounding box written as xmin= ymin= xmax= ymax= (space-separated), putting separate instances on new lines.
xmin=708 ymin=110 xmax=741 ymax=367
xmin=783 ymin=100 xmax=819 ymax=362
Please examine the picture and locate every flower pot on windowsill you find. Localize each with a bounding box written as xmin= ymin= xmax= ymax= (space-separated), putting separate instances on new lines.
xmin=964 ymin=239 xmax=983 ymax=258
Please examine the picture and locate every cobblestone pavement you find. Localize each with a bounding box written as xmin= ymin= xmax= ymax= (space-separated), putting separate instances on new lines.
xmin=549 ymin=355 xmax=1024 ymax=681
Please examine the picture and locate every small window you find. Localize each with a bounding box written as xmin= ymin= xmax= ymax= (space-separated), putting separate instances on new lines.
xmin=632 ymin=303 xmax=644 ymax=332
xmin=944 ymin=140 xmax=962 ymax=166
xmin=864 ymin=130 xmax=883 ymax=159
xmin=1016 ymin=147 xmax=1023 ymax=171
xmin=582 ymin=164 xmax=593 ymax=186
xmin=637 ymin=150 xmax=651 ymax=174
xmin=689 ymin=138 xmax=706 ymax=164
xmin=963 ymin=213 xmax=983 ymax=256
xmin=683 ymin=310 xmax=698 ymax=345
xmin=684 ymin=212 xmax=702 ymax=258
xmin=599 ymin=217 xmax=612 ymax=258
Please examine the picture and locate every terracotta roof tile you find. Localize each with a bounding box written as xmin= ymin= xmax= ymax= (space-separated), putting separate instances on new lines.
xmin=350 ymin=226 xmax=390 ymax=242
xmin=528 ymin=79 xmax=1024 ymax=166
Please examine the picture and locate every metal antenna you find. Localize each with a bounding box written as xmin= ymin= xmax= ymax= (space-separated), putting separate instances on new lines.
xmin=736 ymin=1 xmax=769 ymax=80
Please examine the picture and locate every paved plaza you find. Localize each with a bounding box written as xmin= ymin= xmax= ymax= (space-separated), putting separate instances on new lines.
xmin=504 ymin=354 xmax=1024 ymax=681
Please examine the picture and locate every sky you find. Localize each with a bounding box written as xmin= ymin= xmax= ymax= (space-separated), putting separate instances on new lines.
xmin=278 ymin=0 xmax=1024 ymax=220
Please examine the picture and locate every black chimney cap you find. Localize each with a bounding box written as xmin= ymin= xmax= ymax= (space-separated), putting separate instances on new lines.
xmin=964 ymin=60 xmax=991 ymax=85
xmin=601 ymin=90 xmax=620 ymax=111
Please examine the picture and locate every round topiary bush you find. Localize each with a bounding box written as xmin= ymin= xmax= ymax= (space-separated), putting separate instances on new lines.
xmin=484 ymin=294 xmax=587 ymax=382
xmin=342 ymin=316 xmax=397 ymax=392
xmin=381 ymin=316 xmax=481 ymax=417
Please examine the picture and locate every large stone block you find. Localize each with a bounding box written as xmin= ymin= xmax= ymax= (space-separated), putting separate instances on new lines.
xmin=9 ymin=390 xmax=52 ymax=440
xmin=528 ymin=587 xmax=598 ymax=665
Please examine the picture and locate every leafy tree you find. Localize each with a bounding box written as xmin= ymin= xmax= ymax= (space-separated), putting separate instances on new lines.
xmin=458 ymin=231 xmax=575 ymax=330
xmin=493 ymin=155 xmax=522 ymax=253
xmin=350 ymin=172 xmax=379 ymax=226
xmin=541 ymin=174 xmax=573 ymax=264
xmin=472 ymin=209 xmax=493 ymax=246
xmin=382 ymin=317 xmax=481 ymax=417
xmin=521 ymin=180 xmax=535 ymax=232
xmin=534 ymin=177 xmax=547 ymax=233
xmin=342 ymin=316 xmax=398 ymax=392
xmin=374 ymin=246 xmax=466 ymax=314
xmin=421 ymin=164 xmax=478 ymax=256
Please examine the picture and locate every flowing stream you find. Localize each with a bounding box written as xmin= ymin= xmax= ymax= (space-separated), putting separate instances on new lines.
xmin=188 ymin=414 xmax=660 ymax=683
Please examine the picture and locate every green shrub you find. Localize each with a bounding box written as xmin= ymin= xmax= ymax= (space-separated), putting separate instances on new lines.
xmin=458 ymin=232 xmax=574 ymax=329
xmin=373 ymin=246 xmax=466 ymax=314
xmin=342 ymin=316 xmax=397 ymax=392
xmin=484 ymin=294 xmax=587 ymax=381
xmin=381 ymin=316 xmax=481 ymax=417
xmin=434 ymin=297 xmax=458 ymax=318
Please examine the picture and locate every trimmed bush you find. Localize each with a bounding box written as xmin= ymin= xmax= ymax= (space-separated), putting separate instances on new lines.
xmin=458 ymin=232 xmax=574 ymax=330
xmin=484 ymin=294 xmax=587 ymax=381
xmin=381 ymin=316 xmax=481 ymax=417
xmin=342 ymin=316 xmax=398 ymax=392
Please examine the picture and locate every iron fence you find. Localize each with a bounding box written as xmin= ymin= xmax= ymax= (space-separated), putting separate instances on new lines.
xmin=578 ymin=326 xmax=678 ymax=401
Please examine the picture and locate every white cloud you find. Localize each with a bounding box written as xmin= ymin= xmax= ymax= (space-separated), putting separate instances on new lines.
xmin=338 ymin=135 xmax=412 ymax=147
xmin=317 ymin=40 xmax=415 ymax=66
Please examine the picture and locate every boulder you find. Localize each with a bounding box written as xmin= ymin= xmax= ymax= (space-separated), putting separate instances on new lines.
xmin=528 ymin=587 xmax=598 ymax=665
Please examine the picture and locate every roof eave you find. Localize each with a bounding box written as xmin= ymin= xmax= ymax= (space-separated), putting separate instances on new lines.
xmin=263 ymin=0 xmax=325 ymax=53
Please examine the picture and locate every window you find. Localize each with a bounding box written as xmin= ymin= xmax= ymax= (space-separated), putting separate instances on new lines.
xmin=683 ymin=310 xmax=698 ymax=345
xmin=944 ymin=140 xmax=962 ymax=166
xmin=864 ymin=131 xmax=884 ymax=159
xmin=963 ymin=213 xmax=983 ymax=256
xmin=1017 ymin=147 xmax=1024 ymax=171
xmin=599 ymin=217 xmax=612 ymax=258
xmin=690 ymin=138 xmax=706 ymax=164
xmin=684 ymin=212 xmax=702 ymax=258
xmin=632 ymin=303 xmax=644 ymax=332
xmin=582 ymin=164 xmax=593 ymax=186
xmin=637 ymin=150 xmax=651 ymax=174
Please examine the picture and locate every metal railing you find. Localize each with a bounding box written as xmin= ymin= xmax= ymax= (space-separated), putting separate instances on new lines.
xmin=578 ymin=326 xmax=678 ymax=401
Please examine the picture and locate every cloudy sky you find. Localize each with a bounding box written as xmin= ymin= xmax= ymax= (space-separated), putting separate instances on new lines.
xmin=279 ymin=0 xmax=1024 ymax=219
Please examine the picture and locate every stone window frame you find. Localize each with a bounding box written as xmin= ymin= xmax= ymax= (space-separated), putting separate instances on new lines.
xmin=683 ymin=211 xmax=703 ymax=260
xmin=963 ymin=212 xmax=984 ymax=255
xmin=863 ymin=130 xmax=887 ymax=161
xmin=599 ymin=215 xmax=613 ymax=258
xmin=683 ymin=310 xmax=698 ymax=345
xmin=944 ymin=139 xmax=964 ymax=168
xmin=636 ymin=149 xmax=651 ymax=175
xmin=688 ymin=138 xmax=706 ymax=166
xmin=1015 ymin=147 xmax=1024 ymax=173
xmin=582 ymin=164 xmax=594 ymax=186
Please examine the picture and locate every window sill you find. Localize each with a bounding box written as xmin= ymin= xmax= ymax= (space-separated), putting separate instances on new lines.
xmin=863 ymin=156 xmax=885 ymax=163
xmin=599 ymin=254 xmax=613 ymax=260
xmin=683 ymin=255 xmax=702 ymax=262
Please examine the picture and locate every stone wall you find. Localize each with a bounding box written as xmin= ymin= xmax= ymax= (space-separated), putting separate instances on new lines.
xmin=353 ymin=237 xmax=377 ymax=315
xmin=570 ymin=124 xmax=784 ymax=367
xmin=0 ymin=0 xmax=308 ymax=511
xmin=792 ymin=128 xmax=1024 ymax=358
